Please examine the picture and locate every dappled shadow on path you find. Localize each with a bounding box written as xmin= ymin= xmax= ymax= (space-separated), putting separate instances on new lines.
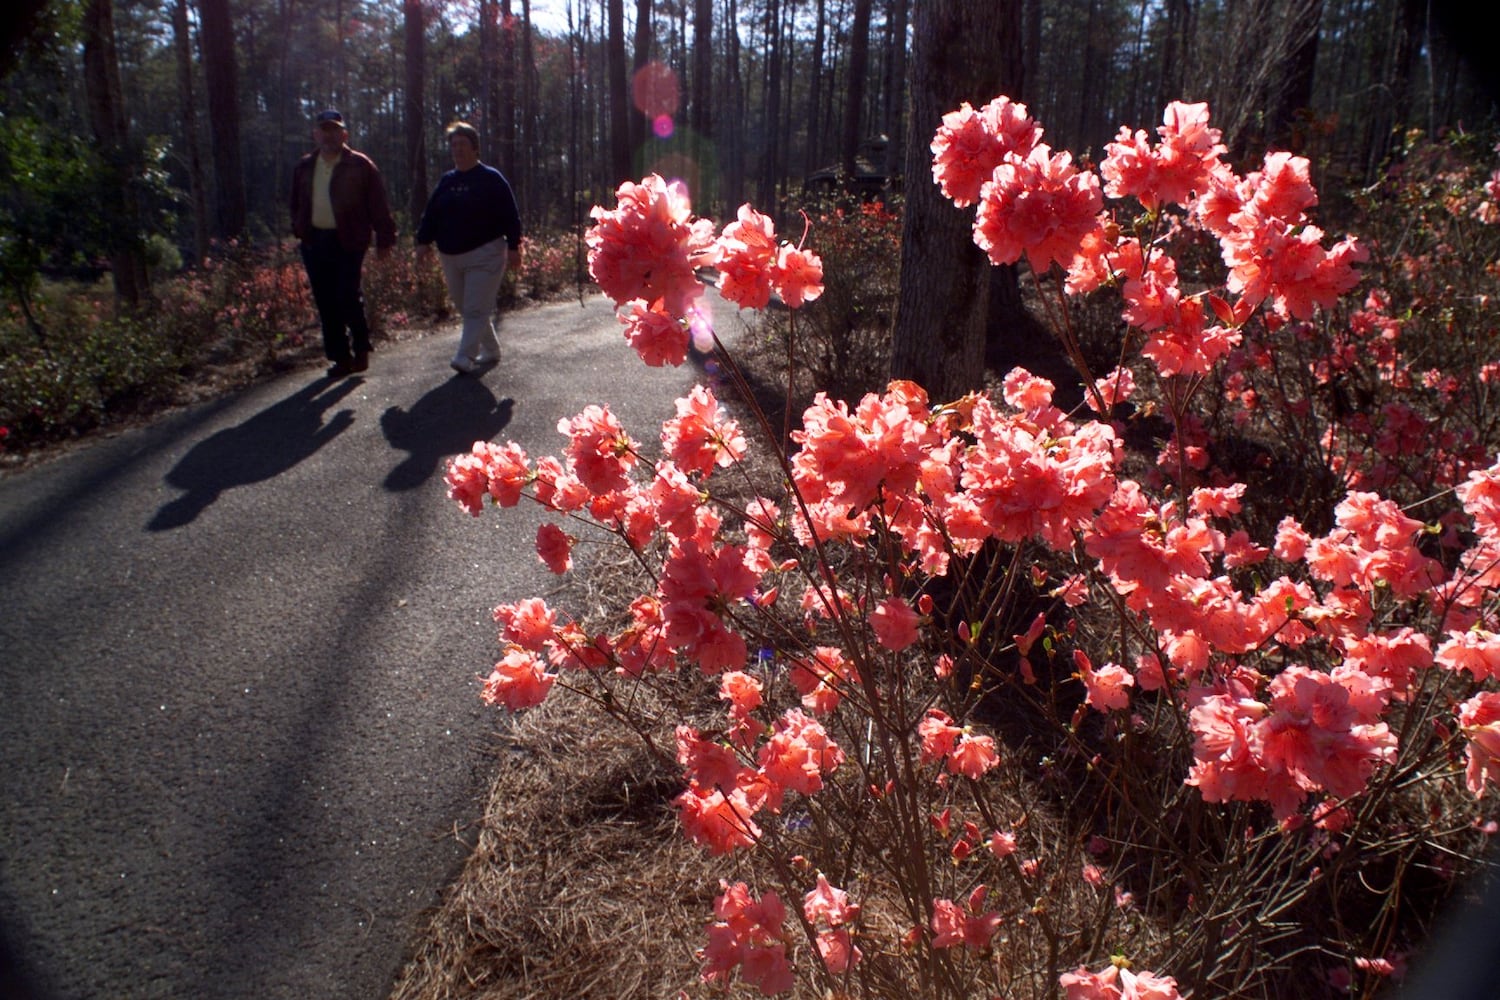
xmin=380 ymin=374 xmax=513 ymax=491
xmin=147 ymin=378 xmax=360 ymax=531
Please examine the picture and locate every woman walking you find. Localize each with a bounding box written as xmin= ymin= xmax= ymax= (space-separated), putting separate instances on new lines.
xmin=415 ymin=122 xmax=523 ymax=375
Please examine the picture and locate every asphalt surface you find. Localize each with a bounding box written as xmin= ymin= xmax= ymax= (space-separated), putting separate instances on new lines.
xmin=0 ymin=291 xmax=738 ymax=1000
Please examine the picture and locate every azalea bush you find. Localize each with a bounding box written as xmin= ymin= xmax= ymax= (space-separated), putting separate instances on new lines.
xmin=509 ymin=229 xmax=591 ymax=302
xmin=0 ymin=291 xmax=189 ymax=448
xmin=0 ymin=230 xmax=589 ymax=455
xmin=445 ymin=98 xmax=1500 ymax=999
xmin=191 ymin=241 xmax=313 ymax=359
xmin=362 ymin=238 xmax=451 ymax=333
xmin=755 ymin=198 xmax=905 ymax=403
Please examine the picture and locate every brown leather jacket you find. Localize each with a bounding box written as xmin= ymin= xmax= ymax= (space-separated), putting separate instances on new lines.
xmin=289 ymin=147 xmax=397 ymax=253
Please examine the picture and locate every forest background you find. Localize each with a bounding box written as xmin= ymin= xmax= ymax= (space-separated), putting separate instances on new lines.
xmin=1 ymin=0 xmax=1498 ymax=460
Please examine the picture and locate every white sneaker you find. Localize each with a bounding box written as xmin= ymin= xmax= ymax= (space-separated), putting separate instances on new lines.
xmin=450 ymin=357 xmax=477 ymax=375
xmin=474 ymin=353 xmax=499 ymax=365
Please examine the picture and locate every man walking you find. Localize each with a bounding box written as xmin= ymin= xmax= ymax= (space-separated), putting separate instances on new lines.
xmin=290 ymin=108 xmax=396 ymax=378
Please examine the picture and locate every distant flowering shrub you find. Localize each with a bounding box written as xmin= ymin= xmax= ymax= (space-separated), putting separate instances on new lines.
xmin=761 ymin=197 xmax=903 ymax=401
xmin=445 ymin=102 xmax=1500 ymax=998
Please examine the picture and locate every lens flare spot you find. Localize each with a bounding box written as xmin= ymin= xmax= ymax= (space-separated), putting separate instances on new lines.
xmin=653 ymin=115 xmax=675 ymax=139
xmin=632 ymin=62 xmax=681 ymax=119
xmin=689 ymin=301 xmax=716 ymax=353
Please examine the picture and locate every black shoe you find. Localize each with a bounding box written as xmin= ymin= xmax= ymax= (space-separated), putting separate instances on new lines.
xmin=351 ymin=351 xmax=369 ymax=373
xmin=327 ymin=360 xmax=353 ymax=378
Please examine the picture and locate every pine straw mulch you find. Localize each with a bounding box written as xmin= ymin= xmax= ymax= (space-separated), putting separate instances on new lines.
xmin=387 ymin=683 xmax=722 ymax=1000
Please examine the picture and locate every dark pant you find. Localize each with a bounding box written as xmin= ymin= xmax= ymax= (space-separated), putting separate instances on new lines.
xmin=300 ymin=230 xmax=370 ymax=363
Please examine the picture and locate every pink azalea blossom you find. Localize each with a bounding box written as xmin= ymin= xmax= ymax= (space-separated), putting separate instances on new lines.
xmin=1458 ymin=691 xmax=1500 ymax=797
xmin=480 ymin=440 xmax=531 ymax=507
xmin=871 ymin=596 xmax=921 ymax=651
xmin=661 ymin=385 xmax=747 ymax=476
xmin=720 ymin=670 xmax=764 ymax=715
xmin=618 ymin=298 xmax=690 ymax=366
xmin=931 ymin=95 xmax=1043 ymax=207
xmin=930 ymin=889 xmax=1003 ymax=950
xmin=989 ymin=829 xmax=1018 ymax=858
xmin=757 ymin=708 xmax=845 ymax=805
xmin=445 ymin=448 xmax=490 ymax=515
xmin=1087 ymin=366 xmax=1137 ymax=413
xmin=1436 ymin=630 xmax=1500 ymax=683
xmin=947 ymin=732 xmax=1000 ymax=779
xmin=659 ymin=539 xmax=760 ymax=673
xmin=803 ymin=873 xmax=860 ymax=927
xmin=587 ymin=173 xmax=716 ymax=318
xmin=677 ymin=784 xmax=764 ymax=854
xmin=701 ymin=882 xmax=791 ymax=994
xmin=675 ymin=725 xmax=747 ymax=792
xmin=493 ymin=597 xmax=559 ymax=651
xmin=479 ymin=647 xmax=556 ymax=711
xmin=975 ymin=144 xmax=1104 ymax=272
xmin=714 ymin=203 xmax=779 ymax=309
xmin=771 ymin=242 xmax=824 ymax=307
xmin=788 ymin=646 xmax=856 ymax=714
xmin=557 ymin=405 xmax=639 ymax=497
xmin=534 ymin=522 xmax=574 ymax=574
xmin=1100 ymin=101 xmax=1227 ymax=210
xmin=918 ymin=709 xmax=963 ymax=766
xmin=1060 ymin=964 xmax=1183 ymax=1000
xmin=1076 ymin=649 xmax=1135 ymax=712
xmin=815 ymin=928 xmax=860 ymax=974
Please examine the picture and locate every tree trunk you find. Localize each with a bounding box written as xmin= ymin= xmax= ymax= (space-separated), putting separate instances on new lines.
xmin=521 ymin=0 xmax=535 ymax=224
xmin=197 ymin=0 xmax=246 ymax=240
xmin=1074 ymin=0 xmax=1100 ymax=146
xmin=172 ymin=0 xmax=210 ymax=265
xmin=568 ymin=2 xmax=581 ymax=229
xmin=758 ymin=0 xmax=783 ymax=206
xmin=1156 ymin=0 xmax=1189 ymax=114
xmin=889 ymin=0 xmax=1023 ymax=401
xmin=883 ymin=0 xmax=909 ymax=180
xmin=274 ymin=0 xmax=296 ymax=245
xmin=724 ymin=0 xmax=745 ymax=209
xmin=1267 ymin=0 xmax=1323 ymax=152
xmin=82 ymin=0 xmax=151 ymax=306
xmin=607 ymin=0 xmax=631 ymax=182
xmin=500 ymin=0 xmax=517 ymax=173
xmin=840 ymin=0 xmax=872 ymax=179
xmin=403 ymin=0 xmax=426 ymax=225
xmin=691 ymin=0 xmax=712 ymax=136
xmin=631 ymin=0 xmax=653 ymax=154
xmin=479 ymin=0 xmax=496 ymax=157
xmin=333 ymin=0 xmax=346 ymax=104
xmin=806 ymin=0 xmax=826 ymax=170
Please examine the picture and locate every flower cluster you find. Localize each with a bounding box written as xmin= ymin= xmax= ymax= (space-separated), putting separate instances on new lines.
xmin=934 ymin=97 xmax=1366 ymax=385
xmin=701 ymin=881 xmax=793 ymax=994
xmin=586 ymin=176 xmax=824 ymax=367
xmin=1060 ymin=963 xmax=1182 ymax=1000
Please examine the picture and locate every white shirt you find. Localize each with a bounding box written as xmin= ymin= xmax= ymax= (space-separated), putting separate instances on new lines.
xmin=311 ymin=154 xmax=337 ymax=230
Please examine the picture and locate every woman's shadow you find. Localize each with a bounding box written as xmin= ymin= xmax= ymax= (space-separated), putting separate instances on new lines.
xmin=380 ymin=374 xmax=513 ymax=491
xmin=148 ymin=379 xmax=361 ymax=531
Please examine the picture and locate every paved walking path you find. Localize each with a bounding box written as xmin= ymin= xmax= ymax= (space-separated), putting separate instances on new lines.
xmin=0 ymin=292 xmax=737 ymax=999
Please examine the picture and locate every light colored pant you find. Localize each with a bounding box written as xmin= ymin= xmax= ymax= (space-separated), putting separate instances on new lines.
xmin=439 ymin=238 xmax=508 ymax=363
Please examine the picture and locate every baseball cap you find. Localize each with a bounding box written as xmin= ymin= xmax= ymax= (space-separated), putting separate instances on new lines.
xmin=315 ymin=108 xmax=346 ymax=128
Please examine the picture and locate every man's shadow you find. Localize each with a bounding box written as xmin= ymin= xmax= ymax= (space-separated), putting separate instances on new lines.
xmin=148 ymin=379 xmax=360 ymax=531
xmin=381 ymin=374 xmax=513 ymax=491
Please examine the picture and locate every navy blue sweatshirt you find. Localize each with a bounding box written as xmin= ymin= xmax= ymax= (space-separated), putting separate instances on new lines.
xmin=415 ymin=163 xmax=522 ymax=254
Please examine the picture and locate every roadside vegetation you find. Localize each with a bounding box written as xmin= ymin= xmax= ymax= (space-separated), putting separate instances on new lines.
xmin=0 ymin=230 xmax=586 ymax=465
